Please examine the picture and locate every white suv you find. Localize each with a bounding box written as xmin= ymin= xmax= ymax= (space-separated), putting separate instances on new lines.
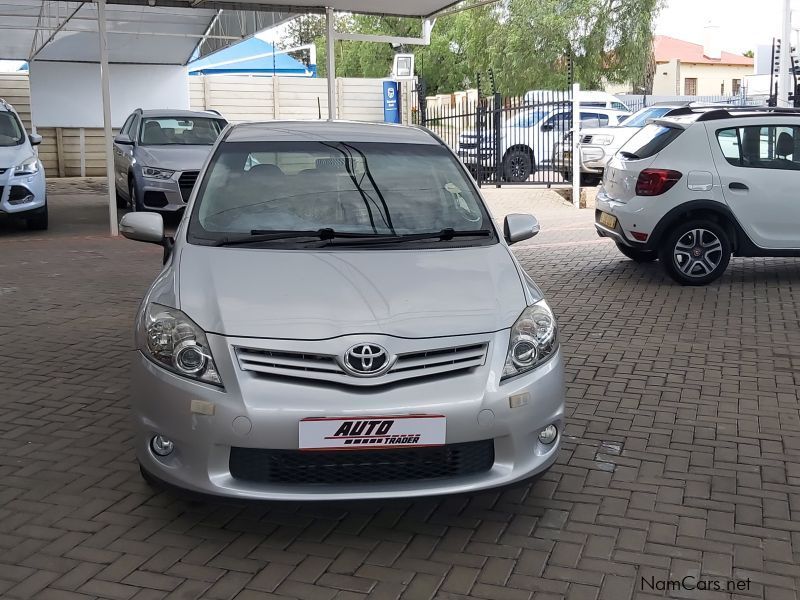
xmin=0 ymin=99 xmax=46 ymax=230
xmin=595 ymin=106 xmax=800 ymax=285
xmin=458 ymin=105 xmax=628 ymax=181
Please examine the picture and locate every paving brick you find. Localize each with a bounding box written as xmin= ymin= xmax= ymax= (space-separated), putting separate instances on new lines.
xmin=2 ymin=187 xmax=800 ymax=600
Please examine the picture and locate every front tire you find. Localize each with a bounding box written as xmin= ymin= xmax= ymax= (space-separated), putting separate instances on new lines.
xmin=503 ymin=149 xmax=533 ymax=182
xmin=129 ymin=178 xmax=142 ymax=212
xmin=659 ymin=220 xmax=731 ymax=285
xmin=616 ymin=243 xmax=657 ymax=263
xmin=26 ymin=203 xmax=48 ymax=231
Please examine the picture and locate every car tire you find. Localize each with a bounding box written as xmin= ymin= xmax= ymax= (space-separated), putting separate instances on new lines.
xmin=129 ymin=178 xmax=142 ymax=212
xmin=658 ymin=220 xmax=731 ymax=285
xmin=581 ymin=174 xmax=602 ymax=187
xmin=25 ymin=203 xmax=48 ymax=231
xmin=561 ymin=170 xmax=571 ymax=182
xmin=115 ymin=183 xmax=128 ymax=209
xmin=616 ymin=243 xmax=658 ymax=263
xmin=503 ymin=149 xmax=533 ymax=182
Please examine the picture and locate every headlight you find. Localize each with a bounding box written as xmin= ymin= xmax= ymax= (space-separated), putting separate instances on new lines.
xmin=14 ymin=156 xmax=39 ymax=176
xmin=142 ymin=166 xmax=175 ymax=180
xmin=137 ymin=303 xmax=222 ymax=386
xmin=502 ymin=300 xmax=558 ymax=380
xmin=592 ymin=135 xmax=614 ymax=146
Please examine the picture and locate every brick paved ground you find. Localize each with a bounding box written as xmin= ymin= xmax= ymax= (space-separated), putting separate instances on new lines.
xmin=0 ymin=180 xmax=799 ymax=600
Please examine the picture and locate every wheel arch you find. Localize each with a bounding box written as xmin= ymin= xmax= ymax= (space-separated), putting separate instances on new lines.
xmin=502 ymin=144 xmax=536 ymax=165
xmin=649 ymin=200 xmax=747 ymax=253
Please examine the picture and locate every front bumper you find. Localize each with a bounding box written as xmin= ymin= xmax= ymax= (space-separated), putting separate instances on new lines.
xmin=0 ymin=165 xmax=46 ymax=215
xmin=132 ymin=331 xmax=565 ymax=500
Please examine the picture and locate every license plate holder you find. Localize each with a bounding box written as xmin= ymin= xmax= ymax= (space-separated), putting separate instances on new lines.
xmin=299 ymin=415 xmax=446 ymax=450
xmin=599 ymin=211 xmax=617 ymax=229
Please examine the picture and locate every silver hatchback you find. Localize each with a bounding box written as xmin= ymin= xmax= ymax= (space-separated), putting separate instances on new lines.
xmin=120 ymin=121 xmax=565 ymax=500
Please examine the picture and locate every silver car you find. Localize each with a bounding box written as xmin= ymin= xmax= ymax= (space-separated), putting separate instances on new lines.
xmin=113 ymin=109 xmax=227 ymax=212
xmin=120 ymin=121 xmax=565 ymax=500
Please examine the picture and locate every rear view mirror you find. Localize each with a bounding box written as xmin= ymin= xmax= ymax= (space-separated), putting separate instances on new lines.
xmin=504 ymin=213 xmax=540 ymax=245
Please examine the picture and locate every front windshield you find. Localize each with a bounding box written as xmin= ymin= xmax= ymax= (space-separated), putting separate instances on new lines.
xmin=188 ymin=140 xmax=495 ymax=245
xmin=139 ymin=117 xmax=225 ymax=146
xmin=622 ymin=107 xmax=672 ymax=128
xmin=0 ymin=111 xmax=24 ymax=147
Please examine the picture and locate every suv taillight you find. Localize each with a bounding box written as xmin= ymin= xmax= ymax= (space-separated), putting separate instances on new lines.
xmin=635 ymin=169 xmax=682 ymax=196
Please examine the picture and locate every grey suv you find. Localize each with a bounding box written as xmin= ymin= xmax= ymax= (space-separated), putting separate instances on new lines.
xmin=113 ymin=109 xmax=227 ymax=212
xmin=119 ymin=121 xmax=565 ymax=500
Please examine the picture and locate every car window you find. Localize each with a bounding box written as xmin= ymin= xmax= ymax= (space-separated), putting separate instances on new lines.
xmin=716 ymin=125 xmax=800 ymax=170
xmin=622 ymin=107 xmax=673 ymax=128
xmin=618 ymin=123 xmax=683 ymax=159
xmin=612 ymin=102 xmax=628 ymax=111
xmin=580 ymin=112 xmax=609 ymax=127
xmin=189 ymin=141 xmax=495 ymax=246
xmin=543 ymin=112 xmax=571 ymax=130
xmin=120 ymin=114 xmax=135 ymax=137
xmin=0 ymin=111 xmax=24 ymax=147
xmin=510 ymin=110 xmax=547 ymax=128
xmin=140 ymin=117 xmax=226 ymax=146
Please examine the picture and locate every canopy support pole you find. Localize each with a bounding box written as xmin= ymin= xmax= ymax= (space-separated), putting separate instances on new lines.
xmin=97 ymin=0 xmax=118 ymax=236
xmin=326 ymin=7 xmax=336 ymax=120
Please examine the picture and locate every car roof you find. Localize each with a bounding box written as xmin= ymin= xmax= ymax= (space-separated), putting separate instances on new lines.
xmin=139 ymin=109 xmax=224 ymax=119
xmin=657 ymin=106 xmax=800 ymax=124
xmin=225 ymin=121 xmax=440 ymax=145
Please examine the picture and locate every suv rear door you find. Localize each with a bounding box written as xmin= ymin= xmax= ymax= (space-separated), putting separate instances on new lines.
xmin=709 ymin=121 xmax=800 ymax=249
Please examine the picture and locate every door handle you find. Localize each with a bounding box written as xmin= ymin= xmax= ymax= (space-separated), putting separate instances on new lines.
xmin=729 ymin=182 xmax=749 ymax=191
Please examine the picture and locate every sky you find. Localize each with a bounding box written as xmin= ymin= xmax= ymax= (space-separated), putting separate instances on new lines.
xmin=656 ymin=0 xmax=788 ymax=54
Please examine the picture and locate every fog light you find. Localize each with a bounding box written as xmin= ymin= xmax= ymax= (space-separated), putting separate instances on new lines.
xmin=151 ymin=435 xmax=174 ymax=456
xmin=538 ymin=425 xmax=558 ymax=445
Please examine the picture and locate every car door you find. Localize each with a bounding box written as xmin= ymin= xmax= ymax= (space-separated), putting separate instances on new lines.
xmin=113 ymin=114 xmax=136 ymax=191
xmin=538 ymin=111 xmax=571 ymax=162
xmin=709 ymin=121 xmax=800 ymax=249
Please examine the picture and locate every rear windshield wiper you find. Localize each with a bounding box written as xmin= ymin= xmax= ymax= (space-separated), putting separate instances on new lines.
xmin=314 ymin=228 xmax=493 ymax=247
xmin=212 ymin=228 xmax=399 ymax=247
xmin=618 ymin=151 xmax=641 ymax=160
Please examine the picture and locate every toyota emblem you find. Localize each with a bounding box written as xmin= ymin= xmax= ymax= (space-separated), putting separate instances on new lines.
xmin=342 ymin=344 xmax=392 ymax=377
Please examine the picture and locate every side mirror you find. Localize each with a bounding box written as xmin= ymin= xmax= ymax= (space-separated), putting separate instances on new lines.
xmin=540 ymin=123 xmax=554 ymax=132
xmin=120 ymin=212 xmax=164 ymax=244
xmin=114 ymin=133 xmax=133 ymax=145
xmin=504 ymin=213 xmax=540 ymax=245
xmin=28 ymin=133 xmax=42 ymax=146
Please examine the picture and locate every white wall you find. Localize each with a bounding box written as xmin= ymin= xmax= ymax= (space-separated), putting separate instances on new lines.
xmin=29 ymin=62 xmax=189 ymax=128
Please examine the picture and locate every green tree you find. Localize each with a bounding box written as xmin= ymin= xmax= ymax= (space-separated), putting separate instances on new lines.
xmin=743 ymin=49 xmax=754 ymax=58
xmin=283 ymin=0 xmax=662 ymax=96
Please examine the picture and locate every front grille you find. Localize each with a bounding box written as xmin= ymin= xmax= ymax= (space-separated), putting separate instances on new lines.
xmin=581 ymin=135 xmax=593 ymax=144
xmin=235 ymin=342 xmax=489 ymax=387
xmin=229 ymin=440 xmax=495 ymax=485
xmin=178 ymin=171 xmax=199 ymax=202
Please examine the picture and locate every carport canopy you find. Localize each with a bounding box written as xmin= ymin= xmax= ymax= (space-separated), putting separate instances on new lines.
xmin=0 ymin=0 xmax=460 ymax=234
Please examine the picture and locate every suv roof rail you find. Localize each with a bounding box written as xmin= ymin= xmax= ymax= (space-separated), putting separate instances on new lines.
xmin=665 ymin=105 xmax=800 ymax=121
xmin=205 ymin=108 xmax=222 ymax=116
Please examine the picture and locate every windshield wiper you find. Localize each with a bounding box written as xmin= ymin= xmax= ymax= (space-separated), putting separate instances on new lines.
xmin=619 ymin=151 xmax=641 ymax=160
xmin=213 ymin=228 xmax=398 ymax=247
xmin=314 ymin=228 xmax=493 ymax=247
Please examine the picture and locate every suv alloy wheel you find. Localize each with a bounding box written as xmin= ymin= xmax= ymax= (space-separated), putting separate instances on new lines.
xmin=659 ymin=219 xmax=731 ymax=285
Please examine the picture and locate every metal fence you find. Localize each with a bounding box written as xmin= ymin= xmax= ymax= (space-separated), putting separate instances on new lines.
xmin=415 ymin=88 xmax=574 ymax=187
xmin=618 ymin=93 xmax=764 ymax=112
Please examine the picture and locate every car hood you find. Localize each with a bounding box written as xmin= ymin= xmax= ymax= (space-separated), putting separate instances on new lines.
xmin=0 ymin=144 xmax=30 ymax=169
xmin=136 ymin=145 xmax=213 ymax=171
xmin=174 ymin=243 xmax=527 ymax=340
